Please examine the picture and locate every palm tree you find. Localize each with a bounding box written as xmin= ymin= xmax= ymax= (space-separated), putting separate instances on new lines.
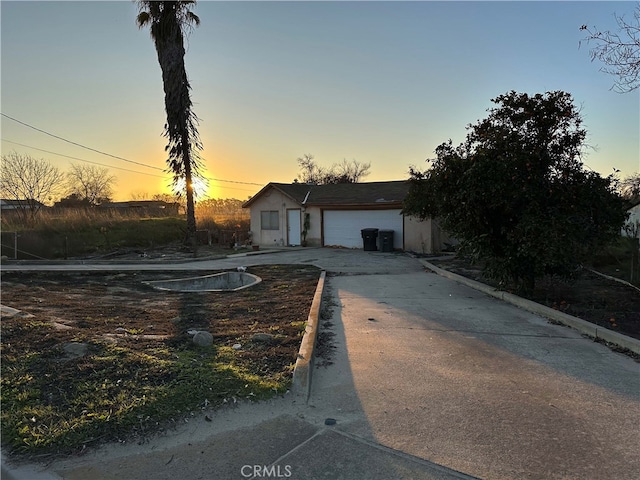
xmin=137 ymin=1 xmax=203 ymax=247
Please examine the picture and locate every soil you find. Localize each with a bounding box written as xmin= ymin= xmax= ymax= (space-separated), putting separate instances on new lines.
xmin=0 ymin=264 xmax=321 ymax=376
xmin=427 ymin=256 xmax=640 ymax=342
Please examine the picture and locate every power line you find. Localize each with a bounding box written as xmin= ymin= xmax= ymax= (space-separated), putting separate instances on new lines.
xmin=2 ymin=139 xmax=166 ymax=178
xmin=1 ymin=138 xmax=264 ymax=189
xmin=1 ymin=112 xmax=165 ymax=171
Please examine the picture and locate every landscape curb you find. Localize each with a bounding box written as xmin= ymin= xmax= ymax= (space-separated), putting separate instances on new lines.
xmin=419 ymin=259 xmax=640 ymax=355
xmin=0 ymin=247 xmax=296 ymax=267
xmin=291 ymin=270 xmax=326 ymax=402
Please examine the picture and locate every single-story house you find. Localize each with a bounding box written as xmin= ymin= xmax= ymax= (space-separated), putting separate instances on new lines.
xmin=242 ymin=181 xmax=452 ymax=253
xmin=0 ymin=198 xmax=47 ymax=210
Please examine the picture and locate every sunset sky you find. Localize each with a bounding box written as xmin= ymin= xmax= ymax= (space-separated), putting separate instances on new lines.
xmin=1 ymin=1 xmax=638 ymax=202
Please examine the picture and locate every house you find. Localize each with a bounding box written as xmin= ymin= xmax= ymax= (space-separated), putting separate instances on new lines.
xmin=242 ymin=181 xmax=452 ymax=253
xmin=0 ymin=198 xmax=47 ymax=211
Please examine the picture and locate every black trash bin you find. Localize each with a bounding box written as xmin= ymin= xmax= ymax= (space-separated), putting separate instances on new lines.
xmin=361 ymin=228 xmax=379 ymax=251
xmin=379 ymin=230 xmax=394 ymax=252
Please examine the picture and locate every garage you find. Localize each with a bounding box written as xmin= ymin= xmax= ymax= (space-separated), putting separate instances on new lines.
xmin=322 ymin=209 xmax=403 ymax=249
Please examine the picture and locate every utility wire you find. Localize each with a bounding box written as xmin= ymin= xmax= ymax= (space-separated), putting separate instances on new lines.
xmin=2 ymin=138 xmax=263 ymax=188
xmin=1 ymin=113 xmax=164 ymax=171
xmin=1 ymin=114 xmax=265 ymax=187
xmin=2 ymin=139 xmax=165 ymax=178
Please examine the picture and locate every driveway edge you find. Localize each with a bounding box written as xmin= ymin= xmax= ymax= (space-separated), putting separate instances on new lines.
xmin=291 ymin=270 xmax=326 ymax=402
xmin=419 ymin=259 xmax=640 ymax=355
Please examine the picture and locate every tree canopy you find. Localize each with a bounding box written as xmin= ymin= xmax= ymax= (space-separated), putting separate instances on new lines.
xmin=65 ymin=163 xmax=116 ymax=206
xmin=0 ymin=151 xmax=64 ymax=222
xmin=403 ymin=91 xmax=628 ymax=293
xmin=580 ymin=4 xmax=640 ymax=93
xmin=295 ymin=154 xmax=371 ymax=184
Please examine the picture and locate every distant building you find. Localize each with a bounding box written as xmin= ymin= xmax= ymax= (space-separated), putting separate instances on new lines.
xmin=0 ymin=198 xmax=47 ymax=210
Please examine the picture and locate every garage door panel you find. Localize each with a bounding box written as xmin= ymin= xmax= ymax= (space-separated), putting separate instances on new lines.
xmin=323 ymin=210 xmax=403 ymax=249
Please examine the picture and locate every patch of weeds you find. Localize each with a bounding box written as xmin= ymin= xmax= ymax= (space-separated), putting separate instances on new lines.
xmin=1 ymin=337 xmax=290 ymax=458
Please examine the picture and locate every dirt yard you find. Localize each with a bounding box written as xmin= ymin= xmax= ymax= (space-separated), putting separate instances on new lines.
xmin=1 ymin=265 xmax=321 ymax=380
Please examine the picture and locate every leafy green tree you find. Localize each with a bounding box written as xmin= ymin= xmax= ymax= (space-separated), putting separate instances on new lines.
xmin=404 ymin=91 xmax=628 ymax=293
xmin=137 ymin=0 xmax=203 ymax=247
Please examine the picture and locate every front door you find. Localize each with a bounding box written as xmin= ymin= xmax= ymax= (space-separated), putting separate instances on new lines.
xmin=287 ymin=209 xmax=301 ymax=246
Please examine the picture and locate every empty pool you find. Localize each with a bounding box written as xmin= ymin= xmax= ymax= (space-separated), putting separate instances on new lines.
xmin=144 ymin=271 xmax=262 ymax=292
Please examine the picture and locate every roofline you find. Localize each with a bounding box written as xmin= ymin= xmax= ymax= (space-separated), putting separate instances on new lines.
xmin=242 ymin=182 xmax=310 ymax=208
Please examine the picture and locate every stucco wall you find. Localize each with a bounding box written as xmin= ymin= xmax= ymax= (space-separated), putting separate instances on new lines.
xmin=302 ymin=206 xmax=322 ymax=247
xmin=404 ymin=216 xmax=433 ymax=253
xmin=404 ymin=216 xmax=456 ymax=254
xmin=247 ymin=190 xmax=299 ymax=247
xmin=623 ymin=204 xmax=640 ymax=238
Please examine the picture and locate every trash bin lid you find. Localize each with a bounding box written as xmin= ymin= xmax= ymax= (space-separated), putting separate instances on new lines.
xmin=361 ymin=228 xmax=379 ymax=233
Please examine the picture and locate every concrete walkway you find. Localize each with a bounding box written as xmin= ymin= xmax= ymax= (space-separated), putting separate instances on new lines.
xmin=2 ymin=249 xmax=639 ymax=479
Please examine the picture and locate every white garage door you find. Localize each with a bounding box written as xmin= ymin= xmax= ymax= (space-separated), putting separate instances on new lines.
xmin=323 ymin=209 xmax=403 ymax=249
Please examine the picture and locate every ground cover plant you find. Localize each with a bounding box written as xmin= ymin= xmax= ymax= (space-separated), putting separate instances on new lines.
xmin=0 ymin=264 xmax=320 ymax=457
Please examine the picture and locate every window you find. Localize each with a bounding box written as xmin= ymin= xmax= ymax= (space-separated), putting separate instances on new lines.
xmin=260 ymin=211 xmax=279 ymax=230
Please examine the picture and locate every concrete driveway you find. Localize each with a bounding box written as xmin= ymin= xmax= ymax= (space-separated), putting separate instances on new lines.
xmin=2 ymin=248 xmax=639 ymax=479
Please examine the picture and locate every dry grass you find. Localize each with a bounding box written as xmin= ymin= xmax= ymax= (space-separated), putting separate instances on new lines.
xmin=0 ymin=206 xmax=250 ymax=260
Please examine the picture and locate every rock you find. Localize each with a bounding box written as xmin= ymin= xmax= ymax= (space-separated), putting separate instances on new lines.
xmin=193 ymin=331 xmax=213 ymax=347
xmin=63 ymin=342 xmax=89 ymax=358
xmin=250 ymin=332 xmax=276 ymax=344
xmin=0 ymin=305 xmax=34 ymax=319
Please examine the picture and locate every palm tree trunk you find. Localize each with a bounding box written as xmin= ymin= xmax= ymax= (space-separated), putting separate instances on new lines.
xmin=155 ymin=30 xmax=199 ymax=248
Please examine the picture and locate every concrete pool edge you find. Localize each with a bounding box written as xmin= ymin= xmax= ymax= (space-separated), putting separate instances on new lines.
xmin=143 ymin=271 xmax=262 ymax=292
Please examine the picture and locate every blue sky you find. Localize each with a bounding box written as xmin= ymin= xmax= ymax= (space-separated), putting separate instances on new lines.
xmin=1 ymin=1 xmax=638 ymax=201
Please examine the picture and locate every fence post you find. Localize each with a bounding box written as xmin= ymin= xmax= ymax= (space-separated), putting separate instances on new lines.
xmin=13 ymin=232 xmax=18 ymax=260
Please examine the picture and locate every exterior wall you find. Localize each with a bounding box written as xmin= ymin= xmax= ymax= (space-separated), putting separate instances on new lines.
xmin=403 ymin=216 xmax=457 ymax=254
xmin=403 ymin=216 xmax=434 ymax=253
xmin=623 ymin=204 xmax=640 ymax=238
xmin=247 ymin=191 xmax=302 ymax=247
xmin=302 ymin=206 xmax=323 ymax=247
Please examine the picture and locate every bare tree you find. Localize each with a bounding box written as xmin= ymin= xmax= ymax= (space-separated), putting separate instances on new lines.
xmin=66 ymin=163 xmax=116 ymax=205
xmin=295 ymin=154 xmax=371 ymax=184
xmin=621 ymin=172 xmax=640 ymax=203
xmin=129 ymin=190 xmax=150 ymax=200
xmin=580 ymin=5 xmax=640 ymax=93
xmin=0 ymin=151 xmax=64 ymax=222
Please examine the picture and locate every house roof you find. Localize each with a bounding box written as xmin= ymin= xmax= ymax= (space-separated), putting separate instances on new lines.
xmin=243 ymin=181 xmax=409 ymax=208
xmin=0 ymin=198 xmax=46 ymax=208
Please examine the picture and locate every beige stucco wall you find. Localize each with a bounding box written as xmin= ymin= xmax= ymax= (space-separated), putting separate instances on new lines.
xmin=301 ymin=206 xmax=322 ymax=247
xmin=403 ymin=216 xmax=434 ymax=253
xmin=403 ymin=216 xmax=456 ymax=254
xmin=247 ymin=190 xmax=297 ymax=247
xmin=246 ymin=191 xmax=323 ymax=247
